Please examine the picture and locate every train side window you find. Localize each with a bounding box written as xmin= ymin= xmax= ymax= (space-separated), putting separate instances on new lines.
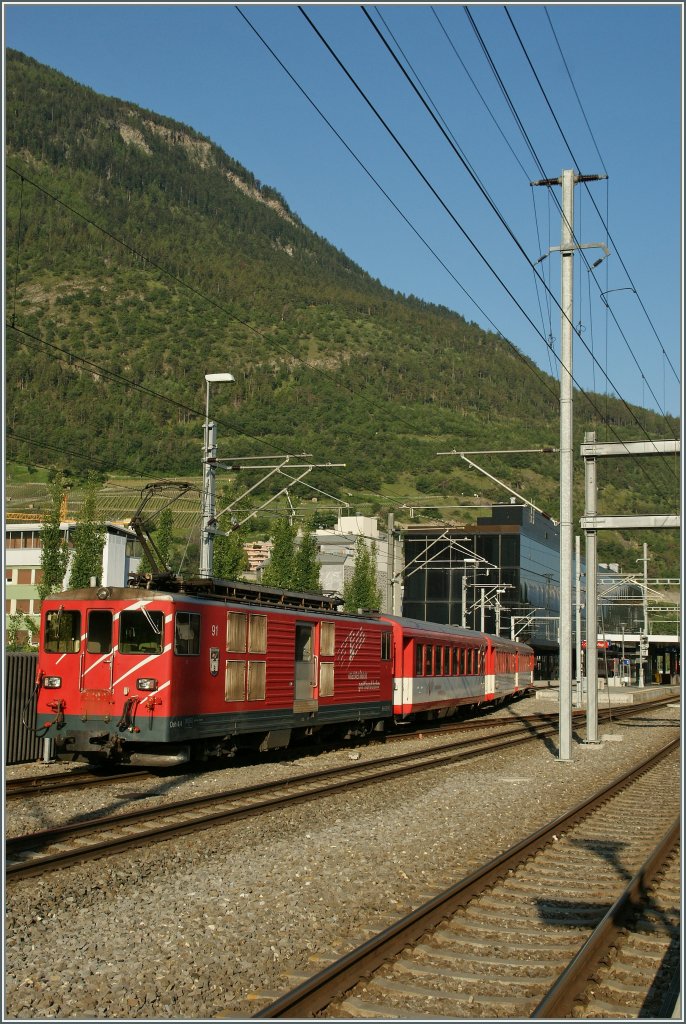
xmin=87 ymin=610 xmax=112 ymax=654
xmin=175 ymin=612 xmax=201 ymax=656
xmin=321 ymin=621 xmax=336 ymax=658
xmin=45 ymin=609 xmax=81 ymax=654
xmin=119 ymin=610 xmax=163 ymax=655
xmin=380 ymin=631 xmax=392 ymax=661
xmin=415 ymin=643 xmax=424 ymax=675
xmin=452 ymin=647 xmax=458 ymax=674
xmin=424 ymin=644 xmax=433 ymax=675
xmin=247 ymin=661 xmax=266 ymax=701
xmin=248 ymin=614 xmax=267 ymax=654
xmin=227 ymin=612 xmax=247 ymax=653
xmin=225 ymin=661 xmax=245 ymax=701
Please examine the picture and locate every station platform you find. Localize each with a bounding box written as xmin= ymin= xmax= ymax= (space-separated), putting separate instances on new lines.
xmin=534 ymin=680 xmax=681 ymax=705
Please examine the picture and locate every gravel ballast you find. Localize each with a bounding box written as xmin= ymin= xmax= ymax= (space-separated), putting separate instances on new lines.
xmin=4 ymin=691 xmax=681 ymax=1021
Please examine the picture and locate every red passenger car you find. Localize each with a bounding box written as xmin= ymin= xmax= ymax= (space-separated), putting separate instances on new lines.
xmin=381 ymin=615 xmax=534 ymax=721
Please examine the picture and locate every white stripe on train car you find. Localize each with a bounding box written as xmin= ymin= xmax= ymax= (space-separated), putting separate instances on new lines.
xmin=112 ymin=643 xmax=173 ymax=689
xmin=395 ymin=675 xmax=486 ymax=706
xmin=82 ymin=649 xmax=116 ymax=677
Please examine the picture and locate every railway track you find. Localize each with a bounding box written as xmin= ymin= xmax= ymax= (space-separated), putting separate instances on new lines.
xmin=5 ymin=767 xmax=152 ymax=800
xmin=6 ymin=697 xmax=677 ymax=882
xmin=6 ymin=693 xmax=675 ymax=798
xmin=251 ymin=739 xmax=680 ymax=1020
xmin=5 ymin=715 xmax=580 ymax=881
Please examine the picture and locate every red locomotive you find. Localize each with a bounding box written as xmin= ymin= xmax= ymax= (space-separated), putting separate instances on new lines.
xmin=34 ymin=576 xmax=534 ymax=766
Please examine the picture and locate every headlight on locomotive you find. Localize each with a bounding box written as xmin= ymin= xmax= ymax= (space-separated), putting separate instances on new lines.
xmin=43 ymin=676 xmax=62 ymax=688
xmin=136 ymin=677 xmax=158 ymax=691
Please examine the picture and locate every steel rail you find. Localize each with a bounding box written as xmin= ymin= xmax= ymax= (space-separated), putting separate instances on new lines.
xmin=6 ymin=722 xmax=559 ymax=879
xmin=5 ymin=768 xmax=151 ymax=800
xmin=531 ymin=815 xmax=681 ymax=1018
xmin=251 ymin=737 xmax=679 ymax=1018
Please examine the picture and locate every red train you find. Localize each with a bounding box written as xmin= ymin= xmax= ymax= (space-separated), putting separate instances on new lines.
xmin=34 ymin=577 xmax=535 ymax=766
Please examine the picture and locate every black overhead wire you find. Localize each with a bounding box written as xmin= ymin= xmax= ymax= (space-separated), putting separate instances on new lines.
xmin=429 ymin=5 xmax=531 ymax=180
xmin=365 ymin=4 xmax=667 ymax=447
xmin=543 ymin=7 xmax=607 ymax=176
xmin=298 ymin=7 xmax=572 ymax=371
xmin=11 ymin=173 xmax=25 ymax=328
xmin=462 ymin=5 xmax=677 ymax=452
xmin=5 ymin=160 xmax=520 ymax=501
xmin=235 ymin=6 xmax=558 ymax=405
xmin=505 ymin=6 xmax=678 ymax=430
xmin=3 ymin=163 xmax=370 ymax=412
xmin=6 ymin=322 xmax=291 ymax=459
xmin=328 ymin=6 xmax=674 ymax=498
xmin=6 ymin=431 xmax=110 ymax=469
xmin=544 ymin=7 xmax=678 ymax=389
xmin=4 ymin=172 xmax=467 ymax=522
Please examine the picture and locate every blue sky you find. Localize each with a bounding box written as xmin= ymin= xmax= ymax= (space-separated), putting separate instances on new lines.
xmin=4 ymin=3 xmax=683 ymax=420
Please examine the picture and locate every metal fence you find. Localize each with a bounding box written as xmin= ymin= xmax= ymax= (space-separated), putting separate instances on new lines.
xmin=5 ymin=652 xmax=42 ymax=765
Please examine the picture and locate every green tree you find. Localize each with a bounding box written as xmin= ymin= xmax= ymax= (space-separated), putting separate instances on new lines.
xmin=68 ymin=475 xmax=106 ymax=589
xmin=38 ymin=476 xmax=69 ymax=601
xmin=155 ymin=507 xmax=174 ymax=570
xmin=343 ymin=537 xmax=381 ymax=612
xmin=6 ymin=612 xmax=39 ymax=651
xmin=212 ymin=484 xmax=249 ymax=581
xmin=260 ymin=517 xmax=296 ymax=589
xmin=292 ymin=521 xmax=321 ymax=592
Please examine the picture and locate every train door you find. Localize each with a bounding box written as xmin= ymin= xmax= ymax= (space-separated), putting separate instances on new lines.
xmin=294 ymin=622 xmax=318 ymax=711
xmin=80 ymin=607 xmax=115 ymax=692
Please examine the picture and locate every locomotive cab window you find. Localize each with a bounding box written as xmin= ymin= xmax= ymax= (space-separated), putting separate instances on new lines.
xmin=87 ymin=610 xmax=112 ymax=654
xmin=175 ymin=612 xmax=201 ymax=656
xmin=45 ymin=609 xmax=81 ymax=654
xmin=119 ymin=610 xmax=163 ymax=655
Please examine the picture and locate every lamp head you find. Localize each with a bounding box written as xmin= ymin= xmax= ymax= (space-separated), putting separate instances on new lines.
xmin=205 ymin=373 xmax=235 ymax=384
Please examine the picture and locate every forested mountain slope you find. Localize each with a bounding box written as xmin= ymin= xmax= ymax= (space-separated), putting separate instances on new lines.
xmin=5 ymin=49 xmax=680 ymax=571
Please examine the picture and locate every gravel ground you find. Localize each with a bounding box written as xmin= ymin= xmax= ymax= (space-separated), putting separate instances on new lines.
xmin=4 ymin=689 xmax=681 ymax=1022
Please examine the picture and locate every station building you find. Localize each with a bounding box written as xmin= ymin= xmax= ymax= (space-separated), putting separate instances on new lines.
xmin=4 ymin=520 xmax=140 ymax=645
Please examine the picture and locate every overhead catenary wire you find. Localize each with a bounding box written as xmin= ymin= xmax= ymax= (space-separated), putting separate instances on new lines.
xmin=244 ymin=2 xmax=670 ymax=505
xmin=6 ymin=32 xmax=675 ymax=524
xmin=362 ymin=5 xmax=678 ymax=468
xmin=505 ymin=6 xmax=678 ymax=424
xmin=6 ymin=431 xmax=110 ymax=469
xmin=544 ymin=6 xmax=679 ymax=388
xmin=234 ymin=5 xmax=558 ymax=406
xmin=298 ymin=7 xmax=675 ymax=499
xmin=461 ymin=5 xmax=677 ymax=443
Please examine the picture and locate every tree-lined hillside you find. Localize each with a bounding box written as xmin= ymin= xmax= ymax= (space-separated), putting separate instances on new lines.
xmin=5 ymin=49 xmax=680 ymax=573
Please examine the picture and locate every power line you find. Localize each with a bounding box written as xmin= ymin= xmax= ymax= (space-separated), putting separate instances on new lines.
xmin=235 ymin=5 xmax=559 ymax=406
xmin=300 ymin=7 xmax=675 ymax=497
xmin=6 ymin=322 xmax=290 ymax=458
xmin=506 ymin=6 xmax=679 ymax=423
xmin=6 ymin=431 xmax=109 ymax=469
xmin=461 ymin=5 xmax=676 ymax=443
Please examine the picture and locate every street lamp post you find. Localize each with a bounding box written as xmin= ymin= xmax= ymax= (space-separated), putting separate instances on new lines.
xmin=200 ymin=372 xmax=235 ymax=577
